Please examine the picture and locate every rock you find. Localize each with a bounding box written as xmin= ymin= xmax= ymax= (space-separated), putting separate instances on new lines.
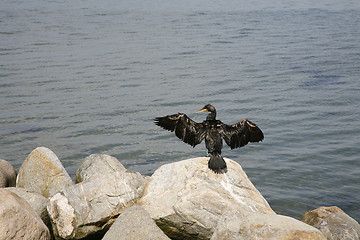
xmin=102 ymin=205 xmax=170 ymax=240
xmin=75 ymin=154 xmax=126 ymax=183
xmin=47 ymin=170 xmax=146 ymax=239
xmin=302 ymin=206 xmax=360 ymax=240
xmin=211 ymin=210 xmax=326 ymax=240
xmin=16 ymin=147 xmax=73 ymax=198
xmin=139 ymin=157 xmax=274 ymax=239
xmin=0 ymin=189 xmax=50 ymax=240
xmin=7 ymin=187 xmax=50 ymax=228
xmin=0 ymin=158 xmax=16 ymax=187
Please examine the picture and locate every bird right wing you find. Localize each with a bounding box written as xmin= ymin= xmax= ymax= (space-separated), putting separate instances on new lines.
xmin=220 ymin=119 xmax=264 ymax=149
xmin=154 ymin=113 xmax=206 ymax=147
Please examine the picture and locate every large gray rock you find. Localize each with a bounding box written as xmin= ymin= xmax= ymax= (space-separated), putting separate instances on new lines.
xmin=7 ymin=187 xmax=50 ymax=228
xmin=0 ymin=159 xmax=16 ymax=187
xmin=211 ymin=210 xmax=326 ymax=240
xmin=139 ymin=157 xmax=275 ymax=239
xmin=0 ymin=189 xmax=50 ymax=240
xmin=75 ymin=154 xmax=126 ymax=183
xmin=302 ymin=206 xmax=360 ymax=240
xmin=47 ymin=170 xmax=146 ymax=239
xmin=16 ymin=147 xmax=73 ymax=198
xmin=102 ymin=205 xmax=170 ymax=240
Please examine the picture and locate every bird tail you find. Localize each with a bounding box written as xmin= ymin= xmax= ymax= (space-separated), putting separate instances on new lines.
xmin=208 ymin=152 xmax=227 ymax=173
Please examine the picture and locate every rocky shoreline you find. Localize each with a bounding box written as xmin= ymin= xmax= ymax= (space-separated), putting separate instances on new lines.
xmin=0 ymin=146 xmax=359 ymax=240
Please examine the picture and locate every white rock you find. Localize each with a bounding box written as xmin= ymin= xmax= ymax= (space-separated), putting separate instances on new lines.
xmin=75 ymin=154 xmax=126 ymax=183
xmin=48 ymin=170 xmax=146 ymax=239
xmin=47 ymin=193 xmax=75 ymax=238
xmin=139 ymin=157 xmax=274 ymax=239
xmin=7 ymin=187 xmax=50 ymax=228
xmin=0 ymin=158 xmax=16 ymax=187
xmin=102 ymin=205 xmax=170 ymax=240
xmin=16 ymin=147 xmax=73 ymax=198
xmin=211 ymin=210 xmax=326 ymax=240
xmin=0 ymin=189 xmax=50 ymax=240
xmin=302 ymin=206 xmax=360 ymax=240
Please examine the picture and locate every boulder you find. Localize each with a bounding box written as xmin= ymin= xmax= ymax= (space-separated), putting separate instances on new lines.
xmin=139 ymin=157 xmax=274 ymax=239
xmin=7 ymin=187 xmax=50 ymax=228
xmin=211 ymin=210 xmax=326 ymax=240
xmin=0 ymin=189 xmax=50 ymax=240
xmin=47 ymin=170 xmax=146 ymax=239
xmin=75 ymin=154 xmax=126 ymax=183
xmin=16 ymin=147 xmax=73 ymax=198
xmin=0 ymin=158 xmax=16 ymax=187
xmin=102 ymin=205 xmax=170 ymax=240
xmin=302 ymin=206 xmax=360 ymax=240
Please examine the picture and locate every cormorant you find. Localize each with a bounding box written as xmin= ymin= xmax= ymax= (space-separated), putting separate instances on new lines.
xmin=154 ymin=104 xmax=264 ymax=173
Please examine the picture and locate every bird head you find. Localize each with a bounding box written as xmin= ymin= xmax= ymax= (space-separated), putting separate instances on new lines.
xmin=196 ymin=104 xmax=216 ymax=113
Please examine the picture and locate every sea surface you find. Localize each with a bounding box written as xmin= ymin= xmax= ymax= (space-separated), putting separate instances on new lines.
xmin=1 ymin=0 xmax=359 ymax=221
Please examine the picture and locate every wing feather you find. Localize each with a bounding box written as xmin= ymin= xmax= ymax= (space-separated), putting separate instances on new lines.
xmin=154 ymin=113 xmax=205 ymax=147
xmin=220 ymin=119 xmax=264 ymax=149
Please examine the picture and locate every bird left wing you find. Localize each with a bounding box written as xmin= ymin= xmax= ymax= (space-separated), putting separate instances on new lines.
xmin=220 ymin=119 xmax=264 ymax=149
xmin=154 ymin=113 xmax=206 ymax=147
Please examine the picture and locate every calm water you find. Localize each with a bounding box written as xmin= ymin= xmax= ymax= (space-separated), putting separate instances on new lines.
xmin=1 ymin=0 xmax=360 ymax=221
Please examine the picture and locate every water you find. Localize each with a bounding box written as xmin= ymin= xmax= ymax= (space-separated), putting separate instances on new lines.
xmin=1 ymin=0 xmax=359 ymax=222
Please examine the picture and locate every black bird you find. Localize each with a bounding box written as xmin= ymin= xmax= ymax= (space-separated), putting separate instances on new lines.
xmin=154 ymin=104 xmax=264 ymax=173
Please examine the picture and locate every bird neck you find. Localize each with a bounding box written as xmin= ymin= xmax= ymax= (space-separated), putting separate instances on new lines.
xmin=206 ymin=111 xmax=216 ymax=121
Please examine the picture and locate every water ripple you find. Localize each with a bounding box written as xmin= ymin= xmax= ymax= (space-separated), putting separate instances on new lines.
xmin=1 ymin=0 xmax=359 ymax=222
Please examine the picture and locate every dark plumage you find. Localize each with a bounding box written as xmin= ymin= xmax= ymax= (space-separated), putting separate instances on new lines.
xmin=154 ymin=104 xmax=264 ymax=173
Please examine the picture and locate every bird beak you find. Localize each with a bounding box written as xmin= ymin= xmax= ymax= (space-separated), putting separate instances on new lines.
xmin=196 ymin=109 xmax=207 ymax=113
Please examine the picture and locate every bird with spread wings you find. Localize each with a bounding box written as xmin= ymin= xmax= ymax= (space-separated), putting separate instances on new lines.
xmin=155 ymin=104 xmax=264 ymax=173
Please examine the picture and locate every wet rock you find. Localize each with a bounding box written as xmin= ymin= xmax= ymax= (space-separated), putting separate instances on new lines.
xmin=47 ymin=170 xmax=146 ymax=239
xmin=0 ymin=158 xmax=16 ymax=187
xmin=211 ymin=210 xmax=326 ymax=240
xmin=139 ymin=157 xmax=274 ymax=239
xmin=302 ymin=206 xmax=360 ymax=240
xmin=75 ymin=154 xmax=126 ymax=183
xmin=16 ymin=147 xmax=73 ymax=198
xmin=0 ymin=189 xmax=50 ymax=240
xmin=7 ymin=187 xmax=50 ymax=228
xmin=102 ymin=205 xmax=170 ymax=240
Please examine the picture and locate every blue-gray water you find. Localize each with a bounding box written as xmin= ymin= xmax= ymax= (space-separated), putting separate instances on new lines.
xmin=1 ymin=0 xmax=359 ymax=221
